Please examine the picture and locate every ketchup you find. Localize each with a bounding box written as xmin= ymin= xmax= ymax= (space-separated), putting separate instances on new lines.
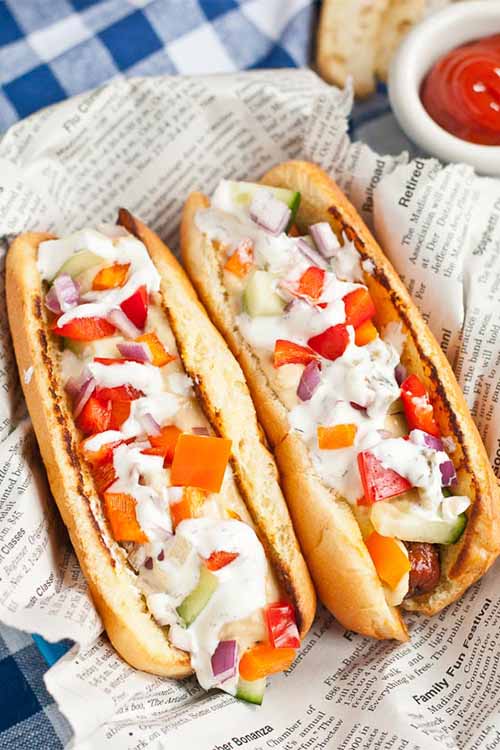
xmin=420 ymin=34 xmax=500 ymax=146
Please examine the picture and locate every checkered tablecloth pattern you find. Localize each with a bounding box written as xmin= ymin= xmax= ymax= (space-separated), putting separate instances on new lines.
xmin=0 ymin=1 xmax=413 ymax=747
xmin=0 ymin=0 xmax=318 ymax=132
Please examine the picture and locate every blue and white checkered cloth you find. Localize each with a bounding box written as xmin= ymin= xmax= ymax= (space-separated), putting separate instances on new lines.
xmin=0 ymin=0 xmax=318 ymax=132
xmin=0 ymin=1 xmax=410 ymax=747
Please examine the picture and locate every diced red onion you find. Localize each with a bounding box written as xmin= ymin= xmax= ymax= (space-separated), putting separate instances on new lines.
xmin=117 ymin=341 xmax=152 ymax=363
xmin=45 ymin=274 xmax=80 ymax=314
xmin=440 ymin=459 xmax=456 ymax=487
xmin=65 ymin=375 xmax=83 ymax=400
xmin=73 ymin=377 xmax=96 ymax=419
xmin=283 ymin=299 xmax=298 ymax=314
xmin=249 ymin=191 xmax=291 ymax=235
xmin=377 ymin=429 xmax=393 ymax=439
xmin=192 ymin=426 xmax=209 ymax=436
xmin=409 ymin=429 xmax=444 ymax=452
xmin=350 ymin=401 xmax=367 ymax=413
xmin=211 ymin=640 xmax=237 ymax=682
xmin=310 ymin=223 xmax=340 ymax=259
xmin=107 ymin=308 xmax=141 ymax=338
xmin=296 ymin=238 xmax=328 ymax=269
xmin=141 ymin=413 xmax=161 ymax=436
xmin=297 ymin=361 xmax=321 ymax=401
xmin=394 ymin=364 xmax=407 ymax=386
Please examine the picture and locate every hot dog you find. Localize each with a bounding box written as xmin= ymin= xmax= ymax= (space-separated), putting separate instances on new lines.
xmin=6 ymin=211 xmax=315 ymax=701
xmin=180 ymin=160 xmax=500 ymax=640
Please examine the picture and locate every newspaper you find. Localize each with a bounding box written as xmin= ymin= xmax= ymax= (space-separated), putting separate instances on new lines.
xmin=1 ymin=70 xmax=500 ymax=750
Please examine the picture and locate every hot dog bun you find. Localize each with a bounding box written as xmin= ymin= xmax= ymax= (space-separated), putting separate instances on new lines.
xmin=180 ymin=161 xmax=500 ymax=639
xmin=6 ymin=216 xmax=316 ymax=676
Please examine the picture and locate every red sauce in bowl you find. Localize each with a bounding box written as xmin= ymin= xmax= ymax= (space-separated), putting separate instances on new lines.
xmin=420 ymin=33 xmax=500 ymax=146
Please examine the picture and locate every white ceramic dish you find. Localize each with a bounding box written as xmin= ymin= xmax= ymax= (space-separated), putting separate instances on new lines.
xmin=388 ymin=1 xmax=500 ymax=176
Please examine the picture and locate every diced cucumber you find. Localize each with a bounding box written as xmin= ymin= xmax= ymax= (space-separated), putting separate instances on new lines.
xmin=227 ymin=180 xmax=300 ymax=226
xmin=242 ymin=271 xmax=285 ymax=317
xmin=235 ymin=677 xmax=266 ymax=705
xmin=63 ymin=336 xmax=122 ymax=358
xmin=371 ymin=499 xmax=467 ymax=545
xmin=63 ymin=338 xmax=86 ymax=356
xmin=353 ymin=505 xmax=374 ymax=539
xmin=176 ymin=566 xmax=218 ymax=627
xmin=384 ymin=412 xmax=407 ymax=438
xmin=388 ymin=397 xmax=404 ymax=415
xmin=55 ymin=251 xmax=103 ymax=281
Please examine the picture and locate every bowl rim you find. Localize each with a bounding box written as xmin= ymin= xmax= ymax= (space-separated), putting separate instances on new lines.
xmin=388 ymin=1 xmax=500 ymax=175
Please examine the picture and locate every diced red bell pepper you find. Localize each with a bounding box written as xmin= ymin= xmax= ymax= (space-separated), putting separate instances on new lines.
xmin=343 ymin=288 xmax=376 ymax=328
xmin=296 ymin=266 xmax=325 ymax=303
xmin=265 ymin=602 xmax=300 ymax=649
xmin=400 ymin=374 xmax=440 ymax=437
xmin=143 ymin=425 xmax=181 ymax=466
xmin=109 ymin=400 xmax=131 ymax=430
xmin=307 ymin=324 xmax=349 ymax=361
xmin=95 ymin=384 xmax=143 ymax=402
xmin=81 ymin=437 xmax=122 ymax=466
xmin=204 ymin=551 xmax=239 ymax=571
xmin=92 ymin=456 xmax=117 ymax=495
xmin=357 ymin=451 xmax=412 ymax=505
xmin=120 ymin=285 xmax=148 ymax=330
xmin=273 ymin=339 xmax=317 ymax=368
xmin=53 ymin=317 xmax=116 ymax=341
xmin=76 ymin=396 xmax=111 ymax=436
xmin=93 ymin=357 xmax=128 ymax=365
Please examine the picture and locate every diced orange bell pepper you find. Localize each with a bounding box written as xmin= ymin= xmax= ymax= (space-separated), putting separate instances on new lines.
xmin=145 ymin=425 xmax=181 ymax=465
xmin=134 ymin=331 xmax=175 ymax=367
xmin=103 ymin=492 xmax=148 ymax=543
xmin=204 ymin=551 xmax=239 ymax=571
xmin=239 ymin=644 xmax=296 ymax=681
xmin=317 ymin=423 xmax=357 ymax=449
xmin=170 ymin=434 xmax=232 ymax=493
xmin=297 ymin=266 xmax=325 ymax=303
xmin=109 ymin=400 xmax=131 ymax=430
xmin=92 ymin=262 xmax=130 ymax=290
xmin=224 ymin=239 xmax=254 ymax=278
xmin=76 ymin=396 xmax=111 ymax=436
xmin=170 ymin=487 xmax=207 ymax=529
xmin=355 ymin=319 xmax=378 ymax=346
xmin=365 ymin=531 xmax=411 ymax=589
xmin=343 ymin=288 xmax=376 ymax=329
xmin=400 ymin=374 xmax=440 ymax=437
xmin=53 ymin=317 xmax=116 ymax=341
xmin=273 ymin=339 xmax=317 ymax=368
